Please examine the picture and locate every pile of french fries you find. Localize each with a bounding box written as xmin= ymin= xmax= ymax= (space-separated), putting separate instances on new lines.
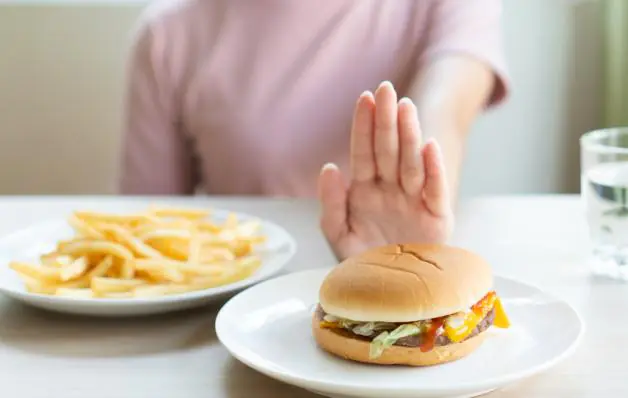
xmin=9 ymin=206 xmax=266 ymax=299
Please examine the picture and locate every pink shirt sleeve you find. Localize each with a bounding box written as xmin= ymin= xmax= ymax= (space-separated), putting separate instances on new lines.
xmin=118 ymin=17 xmax=198 ymax=195
xmin=421 ymin=0 xmax=509 ymax=106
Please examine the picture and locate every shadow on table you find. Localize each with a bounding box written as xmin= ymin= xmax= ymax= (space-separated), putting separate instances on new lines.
xmin=222 ymin=357 xmax=320 ymax=398
xmin=0 ymin=299 xmax=223 ymax=358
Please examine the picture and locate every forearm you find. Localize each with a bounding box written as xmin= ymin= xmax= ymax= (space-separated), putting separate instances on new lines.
xmin=407 ymin=55 xmax=495 ymax=202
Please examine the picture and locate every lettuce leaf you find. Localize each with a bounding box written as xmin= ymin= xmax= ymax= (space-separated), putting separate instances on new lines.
xmin=323 ymin=314 xmax=397 ymax=336
xmin=352 ymin=321 xmax=398 ymax=336
xmin=369 ymin=324 xmax=421 ymax=359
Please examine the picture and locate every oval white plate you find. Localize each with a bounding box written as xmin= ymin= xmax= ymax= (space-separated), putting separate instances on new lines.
xmin=216 ymin=268 xmax=584 ymax=398
xmin=0 ymin=209 xmax=297 ymax=317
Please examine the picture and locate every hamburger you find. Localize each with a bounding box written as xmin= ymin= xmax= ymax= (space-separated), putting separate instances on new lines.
xmin=312 ymin=243 xmax=510 ymax=366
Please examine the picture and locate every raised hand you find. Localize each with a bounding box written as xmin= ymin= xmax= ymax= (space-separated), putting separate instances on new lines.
xmin=318 ymin=81 xmax=454 ymax=261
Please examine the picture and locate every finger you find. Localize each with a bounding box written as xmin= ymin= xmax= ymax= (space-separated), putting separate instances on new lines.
xmin=318 ymin=163 xmax=349 ymax=243
xmin=422 ymin=139 xmax=451 ymax=217
xmin=373 ymin=81 xmax=399 ymax=183
xmin=350 ymin=91 xmax=376 ymax=182
xmin=398 ymin=97 xmax=424 ymax=196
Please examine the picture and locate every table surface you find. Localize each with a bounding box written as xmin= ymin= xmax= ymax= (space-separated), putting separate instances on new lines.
xmin=0 ymin=195 xmax=617 ymax=397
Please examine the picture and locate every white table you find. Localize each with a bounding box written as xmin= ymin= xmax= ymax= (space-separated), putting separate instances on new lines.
xmin=0 ymin=195 xmax=618 ymax=397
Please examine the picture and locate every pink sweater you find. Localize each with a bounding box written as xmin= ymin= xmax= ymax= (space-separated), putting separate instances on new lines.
xmin=119 ymin=0 xmax=508 ymax=197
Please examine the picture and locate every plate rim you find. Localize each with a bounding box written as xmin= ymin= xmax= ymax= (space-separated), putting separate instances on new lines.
xmin=0 ymin=207 xmax=298 ymax=307
xmin=216 ymin=267 xmax=586 ymax=396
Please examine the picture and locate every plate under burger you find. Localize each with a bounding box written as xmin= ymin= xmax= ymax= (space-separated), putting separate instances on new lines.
xmin=215 ymin=267 xmax=584 ymax=398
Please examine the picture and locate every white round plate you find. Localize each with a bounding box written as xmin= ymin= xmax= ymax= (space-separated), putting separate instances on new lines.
xmin=216 ymin=268 xmax=584 ymax=398
xmin=0 ymin=209 xmax=297 ymax=317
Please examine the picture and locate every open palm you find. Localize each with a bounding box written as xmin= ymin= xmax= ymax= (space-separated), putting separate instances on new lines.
xmin=318 ymin=81 xmax=454 ymax=261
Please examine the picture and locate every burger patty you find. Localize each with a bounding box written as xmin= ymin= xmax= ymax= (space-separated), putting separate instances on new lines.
xmin=316 ymin=305 xmax=495 ymax=347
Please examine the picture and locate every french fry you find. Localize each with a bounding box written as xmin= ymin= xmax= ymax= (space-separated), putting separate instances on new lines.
xmin=10 ymin=262 xmax=60 ymax=282
xmin=133 ymin=220 xmax=196 ymax=237
xmin=133 ymin=259 xmax=185 ymax=283
xmin=236 ymin=255 xmax=262 ymax=269
xmin=190 ymin=270 xmax=250 ymax=289
xmin=195 ymin=220 xmax=222 ymax=234
xmin=198 ymin=246 xmax=236 ymax=262
xmin=40 ymin=253 xmax=73 ymax=267
xmin=202 ymin=233 xmax=264 ymax=247
xmin=230 ymin=241 xmax=253 ymax=258
xmin=120 ymin=260 xmax=135 ymax=279
xmin=148 ymin=206 xmax=210 ymax=219
xmin=90 ymin=277 xmax=146 ymax=294
xmin=234 ymin=220 xmax=262 ymax=237
xmin=179 ymin=264 xmax=225 ymax=277
xmin=96 ymin=224 xmax=164 ymax=259
xmin=188 ymin=234 xmax=202 ymax=264
xmin=144 ymin=238 xmax=189 ymax=261
xmin=223 ymin=213 xmax=239 ymax=229
xmin=89 ymin=256 xmax=115 ymax=278
xmin=217 ymin=229 xmax=237 ymax=242
xmin=67 ymin=215 xmax=106 ymax=239
xmin=58 ymin=239 xmax=134 ymax=261
xmin=132 ymin=285 xmax=172 ymax=298
xmin=15 ymin=272 xmax=58 ymax=294
xmin=59 ymin=256 xmax=88 ymax=281
xmin=57 ymin=278 xmax=91 ymax=290
xmin=137 ymin=228 xmax=202 ymax=242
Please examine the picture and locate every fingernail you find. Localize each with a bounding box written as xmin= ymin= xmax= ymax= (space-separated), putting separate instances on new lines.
xmin=359 ymin=90 xmax=373 ymax=99
xmin=398 ymin=97 xmax=413 ymax=106
xmin=321 ymin=162 xmax=338 ymax=172
xmin=426 ymin=138 xmax=442 ymax=156
xmin=378 ymin=80 xmax=393 ymax=90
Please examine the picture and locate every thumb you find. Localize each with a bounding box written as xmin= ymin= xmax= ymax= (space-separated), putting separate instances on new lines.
xmin=318 ymin=163 xmax=348 ymax=244
xmin=422 ymin=139 xmax=451 ymax=217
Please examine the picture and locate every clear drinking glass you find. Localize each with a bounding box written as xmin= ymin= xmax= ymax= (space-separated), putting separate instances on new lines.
xmin=581 ymin=127 xmax=628 ymax=279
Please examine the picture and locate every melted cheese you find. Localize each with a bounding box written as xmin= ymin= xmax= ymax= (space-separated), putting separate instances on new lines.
xmin=492 ymin=297 xmax=511 ymax=328
xmin=444 ymin=292 xmax=500 ymax=342
xmin=444 ymin=312 xmax=480 ymax=343
xmin=319 ymin=321 xmax=339 ymax=329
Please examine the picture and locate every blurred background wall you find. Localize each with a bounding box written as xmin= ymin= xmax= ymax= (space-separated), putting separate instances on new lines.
xmin=0 ymin=0 xmax=606 ymax=196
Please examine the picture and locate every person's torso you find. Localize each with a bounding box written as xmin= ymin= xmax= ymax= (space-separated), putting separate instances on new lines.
xmin=170 ymin=0 xmax=432 ymax=196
